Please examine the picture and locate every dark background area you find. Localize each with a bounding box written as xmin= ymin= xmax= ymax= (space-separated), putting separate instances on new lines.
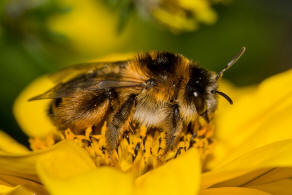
xmin=0 ymin=0 xmax=291 ymax=145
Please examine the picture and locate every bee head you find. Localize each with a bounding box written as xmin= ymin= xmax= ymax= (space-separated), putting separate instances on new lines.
xmin=185 ymin=67 xmax=219 ymax=119
xmin=185 ymin=47 xmax=246 ymax=120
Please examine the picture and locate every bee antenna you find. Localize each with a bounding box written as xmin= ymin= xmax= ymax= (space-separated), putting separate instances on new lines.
xmin=214 ymin=90 xmax=233 ymax=105
xmin=216 ymin=47 xmax=246 ymax=80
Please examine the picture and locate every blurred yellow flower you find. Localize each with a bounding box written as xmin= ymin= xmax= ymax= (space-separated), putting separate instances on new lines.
xmin=48 ymin=0 xmax=133 ymax=55
xmin=1 ymin=54 xmax=292 ymax=194
xmin=47 ymin=0 xmax=229 ymax=55
xmin=135 ymin=0 xmax=224 ymax=32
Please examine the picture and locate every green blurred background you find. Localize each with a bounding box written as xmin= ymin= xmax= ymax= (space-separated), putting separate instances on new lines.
xmin=0 ymin=0 xmax=291 ymax=145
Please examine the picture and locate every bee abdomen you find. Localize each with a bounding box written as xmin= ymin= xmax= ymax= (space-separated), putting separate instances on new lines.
xmin=48 ymin=89 xmax=119 ymax=132
xmin=47 ymin=97 xmax=62 ymax=118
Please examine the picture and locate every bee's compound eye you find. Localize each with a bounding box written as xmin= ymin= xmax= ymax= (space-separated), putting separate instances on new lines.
xmin=193 ymin=91 xmax=199 ymax=97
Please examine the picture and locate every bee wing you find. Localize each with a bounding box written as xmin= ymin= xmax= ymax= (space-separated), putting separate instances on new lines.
xmin=91 ymin=80 xmax=145 ymax=89
xmin=50 ymin=60 xmax=129 ymax=83
xmin=29 ymin=74 xmax=145 ymax=101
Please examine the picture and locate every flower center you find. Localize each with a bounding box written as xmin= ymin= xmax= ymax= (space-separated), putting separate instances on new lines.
xmin=30 ymin=119 xmax=214 ymax=177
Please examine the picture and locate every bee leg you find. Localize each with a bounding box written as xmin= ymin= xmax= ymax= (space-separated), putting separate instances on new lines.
xmin=106 ymin=94 xmax=136 ymax=151
xmin=201 ymin=111 xmax=210 ymax=123
xmin=165 ymin=104 xmax=183 ymax=152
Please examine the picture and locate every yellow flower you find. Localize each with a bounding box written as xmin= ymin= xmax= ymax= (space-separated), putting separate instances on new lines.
xmin=136 ymin=0 xmax=225 ymax=32
xmin=1 ymin=55 xmax=292 ymax=194
xmin=48 ymin=0 xmax=228 ymax=50
xmin=48 ymin=0 xmax=133 ymax=55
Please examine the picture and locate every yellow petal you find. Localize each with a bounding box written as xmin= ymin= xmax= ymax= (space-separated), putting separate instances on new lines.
xmin=13 ymin=76 xmax=57 ymax=138
xmin=243 ymin=168 xmax=292 ymax=186
xmin=200 ymin=187 xmax=271 ymax=195
xmin=215 ymin=70 xmax=292 ymax=164
xmin=135 ymin=148 xmax=201 ymax=195
xmin=0 ymin=151 xmax=42 ymax=183
xmin=0 ymin=185 xmax=35 ymax=195
xmin=36 ymin=141 xmax=96 ymax=179
xmin=0 ymin=175 xmax=48 ymax=195
xmin=216 ymin=80 xmax=256 ymax=118
xmin=0 ymin=142 xmax=95 ymax=194
xmin=36 ymin=140 xmax=133 ymax=195
xmin=214 ymin=168 xmax=292 ymax=188
xmin=0 ymin=131 xmax=28 ymax=154
xmin=216 ymin=104 xmax=292 ymax=169
xmin=203 ymin=70 xmax=292 ymax=188
xmin=0 ymin=141 xmax=93 ymax=194
xmin=0 ymin=185 xmax=17 ymax=194
xmin=38 ymin=166 xmax=133 ymax=195
xmin=208 ymin=81 xmax=256 ymax=169
xmin=212 ymin=70 xmax=292 ymax=171
xmin=202 ymin=139 xmax=292 ymax=188
xmin=0 ymin=141 xmax=94 ymax=192
xmin=179 ymin=0 xmax=217 ymax=24
xmin=250 ymin=179 xmax=292 ymax=195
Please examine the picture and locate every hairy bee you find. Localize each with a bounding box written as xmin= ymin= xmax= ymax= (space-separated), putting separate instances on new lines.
xmin=30 ymin=48 xmax=245 ymax=152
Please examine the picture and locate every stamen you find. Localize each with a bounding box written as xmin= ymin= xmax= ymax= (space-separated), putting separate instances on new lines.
xmin=30 ymin=120 xmax=215 ymax=176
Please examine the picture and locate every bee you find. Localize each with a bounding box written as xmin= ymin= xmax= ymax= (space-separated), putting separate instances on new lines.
xmin=29 ymin=47 xmax=246 ymax=152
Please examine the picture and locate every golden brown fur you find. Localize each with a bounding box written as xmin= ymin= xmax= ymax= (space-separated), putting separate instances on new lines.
xmin=30 ymin=50 xmax=242 ymax=152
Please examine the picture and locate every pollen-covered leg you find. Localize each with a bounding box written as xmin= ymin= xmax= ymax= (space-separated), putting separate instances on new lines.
xmin=106 ymin=94 xmax=136 ymax=151
xmin=165 ymin=104 xmax=183 ymax=151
